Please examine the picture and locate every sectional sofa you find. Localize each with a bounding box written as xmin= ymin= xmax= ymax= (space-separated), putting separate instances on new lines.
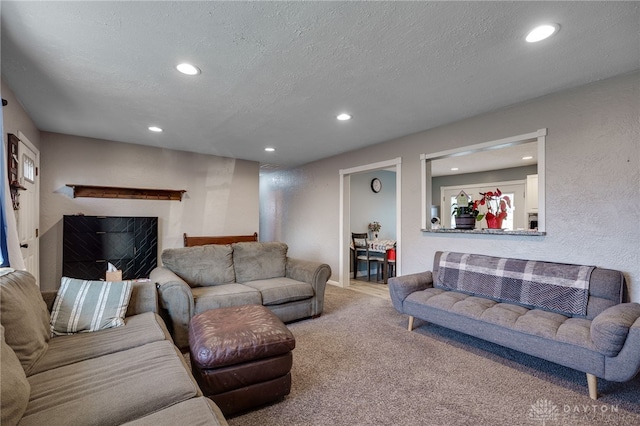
xmin=389 ymin=251 xmax=640 ymax=399
xmin=0 ymin=269 xmax=228 ymax=426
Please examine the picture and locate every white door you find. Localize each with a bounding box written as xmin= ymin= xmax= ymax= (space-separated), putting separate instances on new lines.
xmin=17 ymin=134 xmax=40 ymax=285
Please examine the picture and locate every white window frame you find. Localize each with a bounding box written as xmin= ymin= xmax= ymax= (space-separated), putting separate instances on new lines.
xmin=22 ymin=153 xmax=35 ymax=183
xmin=421 ymin=129 xmax=546 ymax=233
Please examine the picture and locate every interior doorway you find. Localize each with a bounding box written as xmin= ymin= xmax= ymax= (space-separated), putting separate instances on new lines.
xmin=338 ymin=157 xmax=401 ymax=288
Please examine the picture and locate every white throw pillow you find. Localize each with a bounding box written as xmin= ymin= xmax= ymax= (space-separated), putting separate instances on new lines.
xmin=50 ymin=277 xmax=132 ymax=336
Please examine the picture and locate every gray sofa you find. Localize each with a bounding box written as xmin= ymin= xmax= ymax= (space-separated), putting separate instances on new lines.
xmin=389 ymin=251 xmax=640 ymax=399
xmin=151 ymin=241 xmax=332 ymax=349
xmin=0 ymin=269 xmax=228 ymax=426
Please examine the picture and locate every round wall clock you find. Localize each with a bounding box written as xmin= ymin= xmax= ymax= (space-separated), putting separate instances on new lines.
xmin=371 ymin=178 xmax=382 ymax=193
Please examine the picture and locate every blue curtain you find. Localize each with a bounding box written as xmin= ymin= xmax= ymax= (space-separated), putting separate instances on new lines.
xmin=0 ymin=102 xmax=9 ymax=266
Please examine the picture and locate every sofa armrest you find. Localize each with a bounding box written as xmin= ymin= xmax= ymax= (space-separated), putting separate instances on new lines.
xmin=591 ymin=302 xmax=640 ymax=357
xmin=286 ymin=258 xmax=331 ymax=287
xmin=603 ymin=312 xmax=640 ymax=381
xmin=286 ymin=258 xmax=332 ymax=316
xmin=388 ymin=271 xmax=433 ymax=313
xmin=150 ymin=267 xmax=195 ymax=349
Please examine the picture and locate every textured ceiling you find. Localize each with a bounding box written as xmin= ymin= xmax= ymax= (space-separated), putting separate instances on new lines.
xmin=1 ymin=1 xmax=638 ymax=169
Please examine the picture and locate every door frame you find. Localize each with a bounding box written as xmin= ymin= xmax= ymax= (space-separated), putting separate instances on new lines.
xmin=339 ymin=157 xmax=402 ymax=288
xmin=17 ymin=131 xmax=40 ymax=285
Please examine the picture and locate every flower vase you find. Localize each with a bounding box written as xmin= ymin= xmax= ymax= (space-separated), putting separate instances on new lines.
xmin=485 ymin=216 xmax=499 ymax=229
xmin=486 ymin=212 xmax=506 ymax=229
xmin=373 ymin=232 xmax=379 ymax=240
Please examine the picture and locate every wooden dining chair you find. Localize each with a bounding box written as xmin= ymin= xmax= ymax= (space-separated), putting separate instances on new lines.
xmin=351 ymin=232 xmax=383 ymax=281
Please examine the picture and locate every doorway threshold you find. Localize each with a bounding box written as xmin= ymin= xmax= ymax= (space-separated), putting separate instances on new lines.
xmin=348 ymin=279 xmax=390 ymax=300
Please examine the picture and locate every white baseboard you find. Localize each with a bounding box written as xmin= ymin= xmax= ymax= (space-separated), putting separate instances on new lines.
xmin=327 ymin=279 xmax=341 ymax=287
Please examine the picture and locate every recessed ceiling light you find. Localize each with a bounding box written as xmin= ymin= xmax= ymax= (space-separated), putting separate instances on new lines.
xmin=148 ymin=126 xmax=163 ymax=132
xmin=526 ymin=24 xmax=559 ymax=43
xmin=522 ymin=156 xmax=534 ymax=160
xmin=336 ymin=113 xmax=352 ymax=121
xmin=176 ymin=63 xmax=201 ymax=75
xmin=265 ymin=147 xmax=275 ymax=152
xmin=451 ymin=167 xmax=459 ymax=171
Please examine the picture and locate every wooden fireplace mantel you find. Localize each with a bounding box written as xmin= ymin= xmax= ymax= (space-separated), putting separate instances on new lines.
xmin=66 ymin=184 xmax=186 ymax=201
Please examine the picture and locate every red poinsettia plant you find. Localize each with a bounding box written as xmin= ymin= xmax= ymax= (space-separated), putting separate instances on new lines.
xmin=473 ymin=188 xmax=511 ymax=228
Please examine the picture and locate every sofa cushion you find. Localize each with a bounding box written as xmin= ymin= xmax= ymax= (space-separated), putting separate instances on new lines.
xmin=449 ymin=295 xmax=497 ymax=319
xmin=591 ymin=303 xmax=640 ymax=356
xmin=513 ymin=309 xmax=569 ymax=339
xmin=423 ymin=289 xmax=468 ymax=311
xmin=479 ymin=303 xmax=529 ymax=328
xmin=0 ymin=269 xmax=50 ymax=375
xmin=232 ymin=242 xmax=288 ymax=283
xmin=243 ymin=277 xmax=314 ymax=306
xmin=50 ymin=277 xmax=132 ymax=336
xmin=1 ymin=324 xmax=30 ymax=426
xmin=192 ymin=284 xmax=262 ymax=314
xmin=556 ymin=318 xmax=596 ymax=350
xmin=121 ymin=397 xmax=228 ymax=426
xmin=126 ymin=280 xmax=160 ymax=316
xmin=162 ymin=244 xmax=235 ymax=287
xmin=20 ymin=340 xmax=201 ymax=426
xmin=30 ymin=312 xmax=171 ymax=375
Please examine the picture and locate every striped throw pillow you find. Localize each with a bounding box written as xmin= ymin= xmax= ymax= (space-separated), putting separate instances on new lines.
xmin=50 ymin=277 xmax=133 ymax=336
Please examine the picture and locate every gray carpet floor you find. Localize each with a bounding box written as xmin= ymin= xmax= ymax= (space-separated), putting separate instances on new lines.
xmin=226 ymin=285 xmax=640 ymax=426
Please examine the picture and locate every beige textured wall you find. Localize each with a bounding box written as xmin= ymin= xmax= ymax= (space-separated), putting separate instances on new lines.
xmin=261 ymin=72 xmax=640 ymax=302
xmin=1 ymin=78 xmax=41 ymax=150
xmin=39 ymin=132 xmax=259 ymax=290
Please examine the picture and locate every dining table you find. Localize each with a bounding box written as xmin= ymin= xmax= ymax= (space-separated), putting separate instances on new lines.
xmin=367 ymin=239 xmax=396 ymax=283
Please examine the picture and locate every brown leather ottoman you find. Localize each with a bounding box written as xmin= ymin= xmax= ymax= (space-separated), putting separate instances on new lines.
xmin=188 ymin=304 xmax=296 ymax=416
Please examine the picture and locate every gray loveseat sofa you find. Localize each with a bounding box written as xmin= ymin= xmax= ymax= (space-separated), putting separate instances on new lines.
xmin=0 ymin=269 xmax=228 ymax=426
xmin=389 ymin=251 xmax=640 ymax=399
xmin=151 ymin=241 xmax=331 ymax=349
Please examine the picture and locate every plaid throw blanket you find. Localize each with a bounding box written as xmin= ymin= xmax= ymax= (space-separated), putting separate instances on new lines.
xmin=435 ymin=252 xmax=594 ymax=316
